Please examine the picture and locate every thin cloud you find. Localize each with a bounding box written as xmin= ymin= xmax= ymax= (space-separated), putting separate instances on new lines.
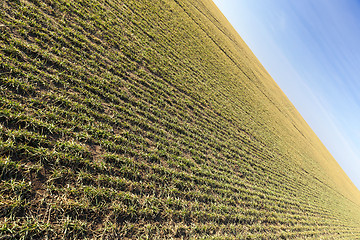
xmin=214 ymin=0 xmax=360 ymax=189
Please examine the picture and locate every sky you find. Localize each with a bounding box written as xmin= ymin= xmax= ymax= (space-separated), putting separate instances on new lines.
xmin=213 ymin=0 xmax=360 ymax=189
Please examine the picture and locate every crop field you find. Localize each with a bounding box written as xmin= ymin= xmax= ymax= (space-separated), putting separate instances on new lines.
xmin=1 ymin=0 xmax=360 ymax=239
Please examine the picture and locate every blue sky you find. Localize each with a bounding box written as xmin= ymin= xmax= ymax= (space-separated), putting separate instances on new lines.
xmin=213 ymin=0 xmax=360 ymax=189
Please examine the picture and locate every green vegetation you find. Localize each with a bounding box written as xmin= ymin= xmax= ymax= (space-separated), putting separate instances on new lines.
xmin=1 ymin=0 xmax=360 ymax=239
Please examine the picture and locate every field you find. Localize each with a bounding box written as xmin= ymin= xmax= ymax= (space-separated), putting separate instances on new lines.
xmin=1 ymin=0 xmax=360 ymax=239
